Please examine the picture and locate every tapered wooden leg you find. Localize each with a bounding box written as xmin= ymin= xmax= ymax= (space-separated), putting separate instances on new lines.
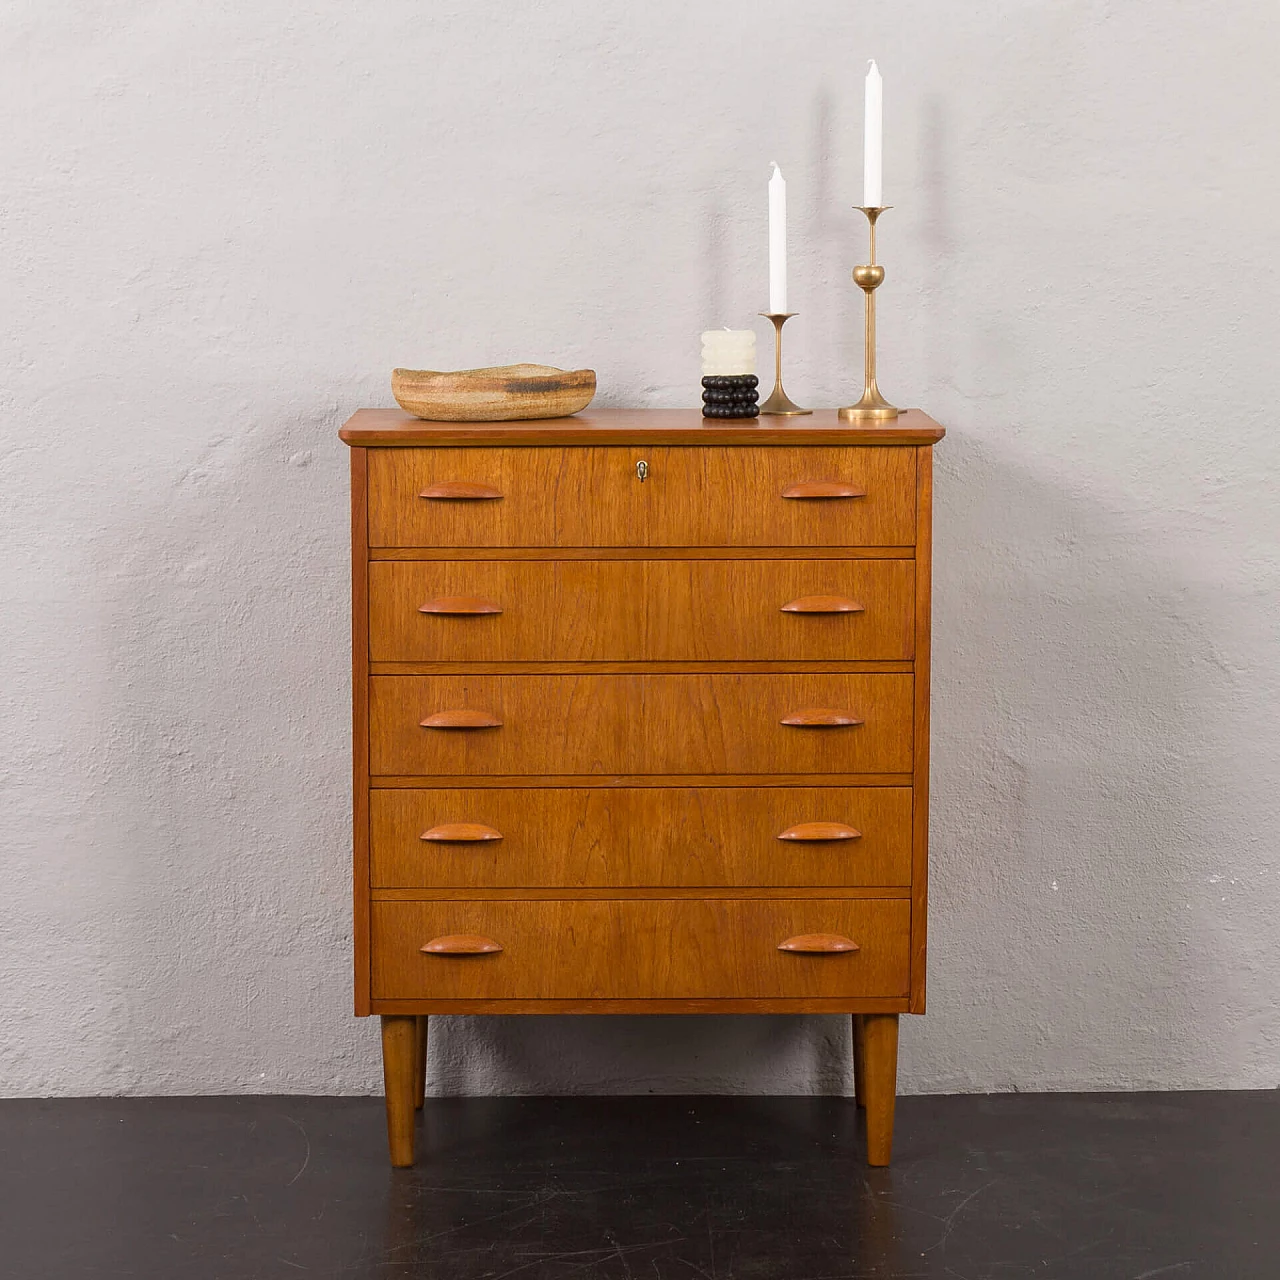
xmin=413 ymin=1016 xmax=428 ymax=1110
xmin=381 ymin=1015 xmax=417 ymax=1168
xmin=861 ymin=1013 xmax=899 ymax=1167
xmin=851 ymin=1014 xmax=867 ymax=1109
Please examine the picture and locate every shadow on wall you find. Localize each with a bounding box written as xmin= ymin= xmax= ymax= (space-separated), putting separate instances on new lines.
xmin=81 ymin=399 xmax=371 ymax=1093
xmin=424 ymin=434 xmax=1233 ymax=1096
xmin=912 ymin=433 xmax=1239 ymax=1092
xmin=69 ymin=397 xmax=1246 ymax=1097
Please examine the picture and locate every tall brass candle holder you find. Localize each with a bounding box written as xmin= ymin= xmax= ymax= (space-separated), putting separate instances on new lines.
xmin=839 ymin=206 xmax=900 ymax=423
xmin=757 ymin=312 xmax=811 ymax=416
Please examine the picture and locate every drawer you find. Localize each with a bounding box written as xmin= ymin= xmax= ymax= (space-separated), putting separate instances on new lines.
xmin=371 ymin=787 xmax=913 ymax=888
xmin=371 ymin=898 xmax=911 ymax=1000
xmin=369 ymin=673 xmax=913 ymax=776
xmin=367 ymin=446 xmax=915 ymax=547
xmin=369 ymin=559 xmax=914 ymax=662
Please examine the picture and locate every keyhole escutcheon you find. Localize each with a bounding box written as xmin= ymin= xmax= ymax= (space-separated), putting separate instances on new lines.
xmin=636 ymin=460 xmax=649 ymax=482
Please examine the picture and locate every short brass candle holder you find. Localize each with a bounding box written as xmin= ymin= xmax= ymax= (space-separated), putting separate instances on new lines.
xmin=757 ymin=312 xmax=811 ymax=416
xmin=839 ymin=206 xmax=900 ymax=423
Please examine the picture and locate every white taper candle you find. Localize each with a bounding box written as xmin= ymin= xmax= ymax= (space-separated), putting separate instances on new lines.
xmin=768 ymin=162 xmax=787 ymax=314
xmin=864 ymin=60 xmax=883 ymax=207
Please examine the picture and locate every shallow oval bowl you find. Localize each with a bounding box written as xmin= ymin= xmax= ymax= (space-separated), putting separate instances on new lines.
xmin=391 ymin=364 xmax=596 ymax=422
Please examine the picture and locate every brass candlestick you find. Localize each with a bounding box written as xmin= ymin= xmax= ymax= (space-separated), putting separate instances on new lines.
xmin=839 ymin=206 xmax=900 ymax=422
xmin=757 ymin=312 xmax=811 ymax=416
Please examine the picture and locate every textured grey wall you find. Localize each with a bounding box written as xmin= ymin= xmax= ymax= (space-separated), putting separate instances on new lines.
xmin=3 ymin=1 xmax=1277 ymax=1097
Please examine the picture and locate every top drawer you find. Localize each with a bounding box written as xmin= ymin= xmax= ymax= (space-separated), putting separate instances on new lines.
xmin=367 ymin=446 xmax=916 ymax=548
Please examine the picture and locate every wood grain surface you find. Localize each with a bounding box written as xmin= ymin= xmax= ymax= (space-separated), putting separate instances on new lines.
xmin=391 ymin=364 xmax=595 ymax=422
xmin=779 ymin=707 xmax=865 ymax=727
xmin=369 ymin=558 xmax=914 ymax=662
xmin=910 ymin=446 xmax=934 ymax=1014
xmin=369 ymin=996 xmax=910 ymax=1015
xmin=372 ymin=887 xmax=908 ymax=901
xmin=370 ymin=772 xmax=913 ymax=789
xmin=370 ymin=786 xmax=912 ymax=888
xmin=370 ymin=545 xmax=915 ymax=561
xmin=862 ymin=1013 xmax=900 ymax=1165
xmin=420 ymin=934 xmax=504 ymax=954
xmin=367 ymin=446 xmax=915 ymax=547
xmin=419 ymin=822 xmax=504 ymax=843
xmin=418 ymin=594 xmax=503 ymax=614
xmin=776 ymin=821 xmax=862 ymax=842
xmin=420 ymin=708 xmax=503 ymax=729
xmin=777 ymin=934 xmax=859 ymax=953
xmin=781 ymin=480 xmax=865 ymax=499
xmin=380 ymin=1016 xmax=417 ymax=1166
xmin=372 ymin=898 xmax=911 ymax=1000
xmin=340 ymin=406 xmax=946 ymax=447
xmin=351 ymin=448 xmax=372 ymax=1016
xmin=779 ymin=594 xmax=864 ymax=613
xmin=369 ymin=673 xmax=913 ymax=776
xmin=419 ymin=480 xmax=503 ymax=500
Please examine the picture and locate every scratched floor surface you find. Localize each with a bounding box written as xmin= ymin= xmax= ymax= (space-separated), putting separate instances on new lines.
xmin=1 ymin=1092 xmax=1275 ymax=1279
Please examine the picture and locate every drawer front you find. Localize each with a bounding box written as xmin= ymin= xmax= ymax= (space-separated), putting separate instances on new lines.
xmin=369 ymin=673 xmax=913 ymax=776
xmin=372 ymin=898 xmax=911 ymax=1000
xmin=371 ymin=787 xmax=913 ymax=888
xmin=369 ymin=558 xmax=914 ymax=663
xmin=367 ymin=447 xmax=915 ymax=547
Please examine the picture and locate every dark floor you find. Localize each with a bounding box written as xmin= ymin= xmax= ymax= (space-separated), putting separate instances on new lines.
xmin=1 ymin=1092 xmax=1276 ymax=1279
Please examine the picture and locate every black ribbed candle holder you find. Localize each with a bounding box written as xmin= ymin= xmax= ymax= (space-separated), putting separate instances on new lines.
xmin=701 ymin=375 xmax=760 ymax=419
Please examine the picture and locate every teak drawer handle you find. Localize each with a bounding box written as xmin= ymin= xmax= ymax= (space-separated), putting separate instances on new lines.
xmin=420 ymin=823 xmax=504 ymax=843
xmin=779 ymin=708 xmax=864 ymax=727
xmin=420 ymin=481 xmax=503 ymax=501
xmin=421 ymin=710 xmax=503 ymax=729
xmin=781 ymin=481 xmax=865 ymax=500
xmin=780 ymin=595 xmax=864 ymax=614
xmin=421 ymin=935 xmax=504 ymax=955
xmin=776 ymin=822 xmax=862 ymax=842
xmin=419 ymin=595 xmax=503 ymax=615
xmin=778 ymin=934 xmax=860 ymax=953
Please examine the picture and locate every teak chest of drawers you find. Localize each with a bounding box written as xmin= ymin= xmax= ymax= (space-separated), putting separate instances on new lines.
xmin=340 ymin=406 xmax=944 ymax=1167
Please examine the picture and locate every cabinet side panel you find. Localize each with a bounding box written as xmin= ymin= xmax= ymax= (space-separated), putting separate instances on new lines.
xmin=909 ymin=445 xmax=932 ymax=1013
xmin=352 ymin=446 xmax=372 ymax=1015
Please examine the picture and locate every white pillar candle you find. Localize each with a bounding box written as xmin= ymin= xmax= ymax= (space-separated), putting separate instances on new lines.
xmin=701 ymin=329 xmax=756 ymax=377
xmin=864 ymin=59 xmax=883 ymax=207
xmin=768 ymin=162 xmax=787 ymax=314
